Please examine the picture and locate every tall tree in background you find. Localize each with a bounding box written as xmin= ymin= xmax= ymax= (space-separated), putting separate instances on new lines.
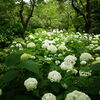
xmin=71 ymin=0 xmax=91 ymax=33
xmin=19 ymin=0 xmax=36 ymax=38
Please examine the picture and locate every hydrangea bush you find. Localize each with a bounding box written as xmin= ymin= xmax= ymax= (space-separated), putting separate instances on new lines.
xmin=0 ymin=30 xmax=100 ymax=100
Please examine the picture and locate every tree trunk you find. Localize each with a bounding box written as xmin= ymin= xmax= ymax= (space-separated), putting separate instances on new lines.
xmin=19 ymin=0 xmax=35 ymax=38
xmin=85 ymin=0 xmax=91 ymax=33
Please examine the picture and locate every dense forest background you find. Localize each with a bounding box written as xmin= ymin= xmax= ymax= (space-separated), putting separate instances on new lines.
xmin=0 ymin=0 xmax=100 ymax=47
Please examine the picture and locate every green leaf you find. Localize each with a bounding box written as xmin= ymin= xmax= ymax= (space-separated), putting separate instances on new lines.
xmin=51 ymin=83 xmax=61 ymax=93
xmin=20 ymin=60 xmax=39 ymax=74
xmin=5 ymin=54 xmax=20 ymax=67
xmin=0 ymin=70 xmax=19 ymax=87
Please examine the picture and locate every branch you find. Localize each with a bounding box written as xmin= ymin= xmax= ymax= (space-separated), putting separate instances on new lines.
xmin=25 ymin=0 xmax=35 ymax=26
xmin=19 ymin=0 xmax=25 ymax=26
xmin=71 ymin=0 xmax=87 ymax=23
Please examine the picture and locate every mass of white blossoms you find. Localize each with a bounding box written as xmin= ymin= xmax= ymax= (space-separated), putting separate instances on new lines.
xmin=20 ymin=53 xmax=32 ymax=60
xmin=24 ymin=77 xmax=38 ymax=91
xmin=80 ymin=61 xmax=87 ymax=65
xmin=96 ymin=57 xmax=100 ymax=61
xmin=42 ymin=93 xmax=56 ymax=100
xmin=27 ymin=42 xmax=36 ymax=48
xmin=80 ymin=53 xmax=94 ymax=61
xmin=60 ymin=55 xmax=77 ymax=71
xmin=64 ymin=55 xmax=77 ymax=65
xmin=79 ymin=70 xmax=92 ymax=77
xmin=28 ymin=35 xmax=34 ymax=39
xmin=65 ymin=90 xmax=91 ymax=100
xmin=47 ymin=45 xmax=57 ymax=53
xmin=60 ymin=62 xmax=74 ymax=70
xmin=42 ymin=42 xmax=49 ymax=48
xmin=48 ymin=70 xmax=62 ymax=82
xmin=94 ymin=46 xmax=100 ymax=51
xmin=58 ymin=45 xmax=68 ymax=50
xmin=0 ymin=89 xmax=2 ymax=96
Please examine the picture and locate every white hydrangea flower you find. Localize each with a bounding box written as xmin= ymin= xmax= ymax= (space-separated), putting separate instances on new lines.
xmin=31 ymin=56 xmax=36 ymax=59
xmin=47 ymin=45 xmax=57 ymax=53
xmin=58 ymin=45 xmax=68 ymax=50
xmin=65 ymin=90 xmax=91 ymax=100
xmin=94 ymin=46 xmax=100 ymax=51
xmin=42 ymin=93 xmax=56 ymax=100
xmin=80 ymin=61 xmax=87 ymax=65
xmin=80 ymin=53 xmax=94 ymax=61
xmin=96 ymin=57 xmax=100 ymax=61
xmin=16 ymin=43 xmax=22 ymax=48
xmin=45 ymin=57 xmax=52 ymax=61
xmin=20 ymin=53 xmax=32 ymax=60
xmin=42 ymin=43 xmax=49 ymax=49
xmin=58 ymin=54 xmax=63 ymax=57
xmin=48 ymin=71 xmax=62 ymax=82
xmin=55 ymin=60 xmax=60 ymax=65
xmin=60 ymin=62 xmax=74 ymax=70
xmin=79 ymin=70 xmax=92 ymax=77
xmin=28 ymin=35 xmax=34 ymax=39
xmin=27 ymin=42 xmax=36 ymax=48
xmin=0 ymin=89 xmax=2 ymax=96
xmin=62 ymin=83 xmax=68 ymax=89
xmin=91 ymin=41 xmax=98 ymax=44
xmin=24 ymin=77 xmax=38 ymax=91
xmin=64 ymin=55 xmax=77 ymax=65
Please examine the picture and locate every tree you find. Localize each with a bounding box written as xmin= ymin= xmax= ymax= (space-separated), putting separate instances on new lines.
xmin=19 ymin=0 xmax=36 ymax=38
xmin=71 ymin=0 xmax=91 ymax=33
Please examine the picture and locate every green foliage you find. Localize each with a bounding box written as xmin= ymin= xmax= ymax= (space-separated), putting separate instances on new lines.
xmin=20 ymin=60 xmax=40 ymax=74
xmin=5 ymin=54 xmax=21 ymax=67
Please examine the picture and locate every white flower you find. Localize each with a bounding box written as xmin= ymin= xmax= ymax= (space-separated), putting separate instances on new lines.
xmin=64 ymin=55 xmax=77 ymax=65
xmin=62 ymin=83 xmax=68 ymax=89
xmin=47 ymin=45 xmax=57 ymax=53
xmin=16 ymin=43 xmax=22 ymax=48
xmin=58 ymin=54 xmax=63 ymax=57
xmin=28 ymin=35 xmax=34 ymax=39
xmin=20 ymin=53 xmax=32 ymax=60
xmin=48 ymin=71 xmax=62 ymax=82
xmin=0 ymin=89 xmax=2 ymax=96
xmin=71 ymin=69 xmax=78 ymax=74
xmin=65 ymin=90 xmax=91 ymax=100
xmin=80 ymin=61 xmax=87 ymax=65
xmin=79 ymin=70 xmax=92 ymax=77
xmin=80 ymin=53 xmax=94 ymax=61
xmin=94 ymin=46 xmax=100 ymax=51
xmin=58 ymin=45 xmax=68 ymax=50
xmin=31 ymin=56 xmax=36 ymax=59
xmin=60 ymin=62 xmax=74 ymax=70
xmin=42 ymin=93 xmax=56 ymax=100
xmin=42 ymin=43 xmax=49 ymax=49
xmin=55 ymin=60 xmax=60 ymax=65
xmin=96 ymin=57 xmax=100 ymax=61
xmin=27 ymin=42 xmax=36 ymax=48
xmin=24 ymin=77 xmax=38 ymax=91
xmin=45 ymin=57 xmax=52 ymax=61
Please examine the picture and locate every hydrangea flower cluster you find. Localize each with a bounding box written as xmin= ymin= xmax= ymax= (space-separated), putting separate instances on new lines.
xmin=65 ymin=90 xmax=91 ymax=100
xmin=79 ymin=70 xmax=92 ymax=77
xmin=60 ymin=55 xmax=77 ymax=71
xmin=24 ymin=77 xmax=38 ymax=91
xmin=47 ymin=45 xmax=57 ymax=53
xmin=27 ymin=42 xmax=36 ymax=48
xmin=21 ymin=53 xmax=35 ymax=60
xmin=80 ymin=53 xmax=94 ymax=61
xmin=48 ymin=70 xmax=62 ymax=82
xmin=42 ymin=93 xmax=56 ymax=100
